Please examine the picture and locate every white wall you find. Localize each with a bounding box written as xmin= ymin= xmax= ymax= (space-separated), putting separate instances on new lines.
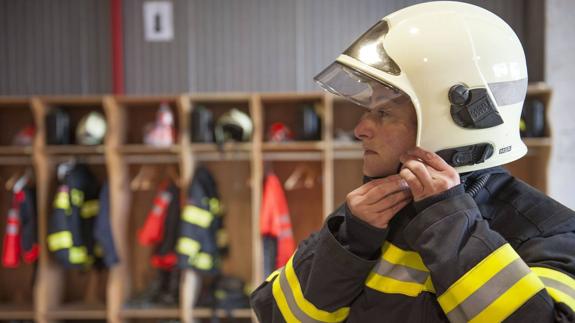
xmin=546 ymin=0 xmax=575 ymax=209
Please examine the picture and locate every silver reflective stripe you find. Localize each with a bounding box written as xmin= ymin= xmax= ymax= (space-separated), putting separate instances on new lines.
xmin=373 ymin=258 xmax=429 ymax=284
xmin=8 ymin=209 xmax=18 ymax=219
xmin=6 ymin=224 xmax=18 ymax=234
xmin=278 ymin=268 xmax=325 ymax=323
xmin=541 ymin=277 xmax=575 ymax=299
xmin=488 ymin=78 xmax=528 ymax=106
xmin=446 ymin=257 xmax=531 ymax=323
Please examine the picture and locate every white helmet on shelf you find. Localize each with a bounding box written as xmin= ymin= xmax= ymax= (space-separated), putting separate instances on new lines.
xmin=76 ymin=111 xmax=107 ymax=145
xmin=314 ymin=1 xmax=528 ymax=173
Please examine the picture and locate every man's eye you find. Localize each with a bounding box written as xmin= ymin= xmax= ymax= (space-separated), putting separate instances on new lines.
xmin=377 ymin=109 xmax=389 ymax=117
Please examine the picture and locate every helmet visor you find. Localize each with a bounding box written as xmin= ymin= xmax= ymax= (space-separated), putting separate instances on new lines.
xmin=314 ymin=62 xmax=406 ymax=109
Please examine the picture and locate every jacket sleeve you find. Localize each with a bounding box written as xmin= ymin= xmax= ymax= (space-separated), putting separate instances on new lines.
xmin=403 ymin=187 xmax=575 ymax=323
xmin=250 ymin=205 xmax=384 ymax=322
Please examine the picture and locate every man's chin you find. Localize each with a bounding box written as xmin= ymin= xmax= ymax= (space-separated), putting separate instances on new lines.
xmin=363 ymin=163 xmax=400 ymax=179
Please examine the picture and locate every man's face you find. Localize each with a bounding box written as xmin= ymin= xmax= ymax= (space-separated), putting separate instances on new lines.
xmin=354 ymin=95 xmax=417 ymax=178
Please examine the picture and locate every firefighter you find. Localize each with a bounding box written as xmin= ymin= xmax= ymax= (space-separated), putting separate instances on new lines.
xmin=250 ymin=2 xmax=575 ymax=322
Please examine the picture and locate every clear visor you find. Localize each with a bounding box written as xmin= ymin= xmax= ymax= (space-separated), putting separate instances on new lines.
xmin=314 ymin=62 xmax=407 ymax=109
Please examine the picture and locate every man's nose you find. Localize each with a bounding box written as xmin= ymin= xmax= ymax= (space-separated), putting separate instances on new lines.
xmin=354 ymin=114 xmax=374 ymax=140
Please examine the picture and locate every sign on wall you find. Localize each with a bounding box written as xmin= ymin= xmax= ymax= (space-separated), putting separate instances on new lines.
xmin=143 ymin=1 xmax=174 ymax=42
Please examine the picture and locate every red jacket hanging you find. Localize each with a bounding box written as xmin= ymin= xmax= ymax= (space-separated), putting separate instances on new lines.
xmin=3 ymin=186 xmax=39 ymax=268
xmin=138 ymin=180 xmax=180 ymax=270
xmin=260 ymin=172 xmax=295 ymax=269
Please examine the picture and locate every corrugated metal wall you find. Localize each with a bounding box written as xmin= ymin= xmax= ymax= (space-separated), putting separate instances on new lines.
xmin=0 ymin=0 xmax=536 ymax=95
xmin=0 ymin=0 xmax=111 ymax=95
xmin=123 ymin=0 xmax=189 ymax=94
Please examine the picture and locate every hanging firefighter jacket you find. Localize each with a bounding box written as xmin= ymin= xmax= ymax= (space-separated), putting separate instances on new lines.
xmin=138 ymin=180 xmax=181 ymax=270
xmin=176 ymin=166 xmax=226 ymax=274
xmin=260 ymin=172 xmax=295 ymax=278
xmin=2 ymin=180 xmax=38 ymax=268
xmin=47 ymin=163 xmax=116 ymax=269
xmin=93 ymin=182 xmax=119 ymax=267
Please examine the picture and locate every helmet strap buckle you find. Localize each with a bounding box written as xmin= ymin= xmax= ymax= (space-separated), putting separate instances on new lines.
xmin=437 ymin=143 xmax=494 ymax=167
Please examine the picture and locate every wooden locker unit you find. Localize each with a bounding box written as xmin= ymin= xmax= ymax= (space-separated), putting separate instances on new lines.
xmin=0 ymin=84 xmax=554 ymax=322
xmin=0 ymin=98 xmax=36 ymax=321
xmin=186 ymin=93 xmax=257 ymax=322
xmin=104 ymin=95 xmax=186 ymax=323
xmin=31 ymin=96 xmax=110 ymax=322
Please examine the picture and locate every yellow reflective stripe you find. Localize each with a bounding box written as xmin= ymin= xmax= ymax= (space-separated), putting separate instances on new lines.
xmin=48 ymin=231 xmax=73 ymax=251
xmin=193 ymin=252 xmax=213 ymax=270
xmin=272 ymin=270 xmax=301 ymax=323
xmin=423 ymin=275 xmax=436 ymax=293
xmin=53 ymin=192 xmax=70 ymax=211
xmin=545 ymin=286 xmax=575 ymax=311
xmin=532 ymin=267 xmax=575 ymax=291
xmin=209 ymin=198 xmax=221 ymax=215
xmin=266 ymin=268 xmax=282 ymax=282
xmin=381 ymin=242 xmax=428 ymax=272
xmin=284 ymin=256 xmax=350 ymax=322
xmin=69 ymin=246 xmax=88 ymax=264
xmin=81 ymin=200 xmax=99 ymax=218
xmin=532 ymin=267 xmax=575 ymax=310
xmin=182 ymin=205 xmax=213 ymax=228
xmin=176 ymin=237 xmax=201 ymax=257
xmin=469 ymin=271 xmax=544 ymax=323
xmin=70 ymin=189 xmax=84 ymax=206
xmin=438 ymin=243 xmax=518 ymax=313
xmin=217 ymin=229 xmax=228 ymax=248
xmin=366 ymin=272 xmax=434 ymax=297
xmin=366 ymin=273 xmax=423 ymax=297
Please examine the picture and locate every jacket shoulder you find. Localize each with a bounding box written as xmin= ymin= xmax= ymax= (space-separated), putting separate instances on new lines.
xmin=485 ymin=174 xmax=575 ymax=242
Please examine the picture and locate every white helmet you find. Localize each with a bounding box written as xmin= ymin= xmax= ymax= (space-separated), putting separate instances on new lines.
xmin=314 ymin=1 xmax=528 ymax=173
xmin=76 ymin=111 xmax=107 ymax=145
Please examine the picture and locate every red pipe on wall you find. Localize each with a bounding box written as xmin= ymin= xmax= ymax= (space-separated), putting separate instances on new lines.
xmin=111 ymin=0 xmax=124 ymax=94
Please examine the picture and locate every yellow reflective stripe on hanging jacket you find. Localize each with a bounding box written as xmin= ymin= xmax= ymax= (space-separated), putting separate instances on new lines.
xmin=438 ymin=244 xmax=544 ymax=323
xmin=69 ymin=246 xmax=88 ymax=264
xmin=54 ymin=192 xmax=70 ymax=211
xmin=272 ymin=255 xmax=350 ymax=322
xmin=366 ymin=242 xmax=435 ymax=297
xmin=176 ymin=237 xmax=201 ymax=257
xmin=70 ymin=188 xmax=84 ymax=206
xmin=192 ymin=252 xmax=213 ymax=270
xmin=532 ymin=266 xmax=575 ymax=311
xmin=48 ymin=231 xmax=73 ymax=251
xmin=81 ymin=200 xmax=99 ymax=218
xmin=182 ymin=205 xmax=213 ymax=228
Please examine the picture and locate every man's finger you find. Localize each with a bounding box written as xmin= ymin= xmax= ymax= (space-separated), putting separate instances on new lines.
xmin=400 ymin=167 xmax=423 ymax=194
xmin=372 ymin=190 xmax=412 ymax=213
xmin=350 ymin=175 xmax=404 ymax=197
xmin=360 ymin=177 xmax=410 ymax=205
xmin=376 ymin=198 xmax=411 ymax=225
xmin=401 ymin=158 xmax=433 ymax=186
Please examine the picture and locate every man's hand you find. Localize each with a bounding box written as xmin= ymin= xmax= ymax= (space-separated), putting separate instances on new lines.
xmin=399 ymin=147 xmax=460 ymax=202
xmin=346 ymin=175 xmax=412 ymax=229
